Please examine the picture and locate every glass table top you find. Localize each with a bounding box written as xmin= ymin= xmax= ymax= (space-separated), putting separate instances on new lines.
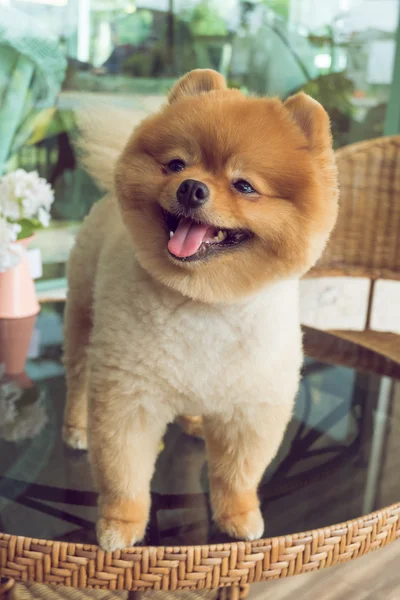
xmin=0 ymin=302 xmax=399 ymax=547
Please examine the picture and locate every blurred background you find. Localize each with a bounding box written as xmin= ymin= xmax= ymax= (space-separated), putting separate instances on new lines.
xmin=1 ymin=0 xmax=400 ymax=291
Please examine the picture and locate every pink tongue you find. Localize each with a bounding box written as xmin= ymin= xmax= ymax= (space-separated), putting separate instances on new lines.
xmin=168 ymin=218 xmax=210 ymax=258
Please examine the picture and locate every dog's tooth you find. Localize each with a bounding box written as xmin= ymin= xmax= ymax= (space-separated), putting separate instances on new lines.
xmin=217 ymin=230 xmax=227 ymax=241
xmin=169 ymin=231 xmax=174 ymax=239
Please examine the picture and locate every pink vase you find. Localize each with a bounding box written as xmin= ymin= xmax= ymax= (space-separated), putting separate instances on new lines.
xmin=0 ymin=315 xmax=36 ymax=377
xmin=0 ymin=237 xmax=40 ymax=319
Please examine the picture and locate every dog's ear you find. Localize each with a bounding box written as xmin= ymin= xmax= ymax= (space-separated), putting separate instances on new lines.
xmin=284 ymin=92 xmax=332 ymax=151
xmin=168 ymin=69 xmax=226 ymax=103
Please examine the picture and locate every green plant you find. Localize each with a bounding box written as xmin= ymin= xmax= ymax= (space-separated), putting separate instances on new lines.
xmin=294 ymin=72 xmax=355 ymax=148
xmin=182 ymin=1 xmax=227 ymax=36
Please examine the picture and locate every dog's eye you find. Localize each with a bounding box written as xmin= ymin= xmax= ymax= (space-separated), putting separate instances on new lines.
xmin=233 ymin=179 xmax=257 ymax=194
xmin=168 ymin=159 xmax=186 ymax=173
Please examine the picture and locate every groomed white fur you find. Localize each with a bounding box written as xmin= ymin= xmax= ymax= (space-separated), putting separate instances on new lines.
xmin=82 ymin=196 xmax=301 ymax=416
xmin=64 ymin=100 xmax=310 ymax=551
xmin=73 ymin=106 xmax=303 ymax=422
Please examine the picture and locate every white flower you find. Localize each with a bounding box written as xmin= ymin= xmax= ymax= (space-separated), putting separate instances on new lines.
xmin=0 ymin=182 xmax=20 ymax=220
xmin=0 ymin=387 xmax=48 ymax=442
xmin=0 ymin=364 xmax=20 ymax=425
xmin=0 ymin=365 xmax=48 ymax=441
xmin=0 ymin=217 xmax=22 ymax=272
xmin=38 ymin=206 xmax=50 ymax=227
xmin=0 ymin=169 xmax=54 ymax=226
xmin=0 ymin=217 xmax=20 ymax=244
xmin=0 ymin=383 xmax=19 ymax=425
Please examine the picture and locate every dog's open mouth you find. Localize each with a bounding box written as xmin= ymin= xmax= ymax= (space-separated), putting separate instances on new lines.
xmin=163 ymin=210 xmax=252 ymax=262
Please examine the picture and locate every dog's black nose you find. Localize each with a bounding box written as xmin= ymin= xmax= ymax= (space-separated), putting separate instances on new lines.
xmin=177 ymin=179 xmax=209 ymax=210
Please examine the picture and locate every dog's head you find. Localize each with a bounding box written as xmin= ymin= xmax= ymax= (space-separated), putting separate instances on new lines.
xmin=115 ymin=69 xmax=338 ymax=303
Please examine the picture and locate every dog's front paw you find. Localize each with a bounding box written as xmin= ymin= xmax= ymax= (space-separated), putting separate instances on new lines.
xmin=97 ymin=517 xmax=146 ymax=551
xmin=211 ymin=487 xmax=264 ymax=541
xmin=217 ymin=507 xmax=264 ymax=541
xmin=97 ymin=496 xmax=149 ymax=551
xmin=62 ymin=424 xmax=88 ymax=450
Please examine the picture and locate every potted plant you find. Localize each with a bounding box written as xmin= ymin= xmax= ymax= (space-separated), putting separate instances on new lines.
xmin=0 ymin=169 xmax=54 ymax=319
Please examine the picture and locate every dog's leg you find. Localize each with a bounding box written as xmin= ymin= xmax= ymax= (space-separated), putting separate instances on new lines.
xmin=204 ymin=402 xmax=293 ymax=540
xmin=176 ymin=415 xmax=204 ymax=438
xmin=89 ymin=381 xmax=167 ymax=551
xmin=62 ymin=300 xmax=91 ymax=450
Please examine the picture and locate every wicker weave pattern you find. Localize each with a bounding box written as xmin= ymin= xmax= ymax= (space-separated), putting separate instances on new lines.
xmin=303 ymin=326 xmax=400 ymax=377
xmin=5 ymin=581 xmax=218 ymax=599
xmin=311 ymin=136 xmax=400 ymax=280
xmin=1 ymin=505 xmax=399 ymax=592
xmin=6 ymin=581 xmax=126 ymax=599
xmin=2 ymin=140 xmax=400 ymax=593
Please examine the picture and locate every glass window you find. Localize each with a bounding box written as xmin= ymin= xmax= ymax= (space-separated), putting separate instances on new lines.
xmin=1 ymin=0 xmax=399 ymax=289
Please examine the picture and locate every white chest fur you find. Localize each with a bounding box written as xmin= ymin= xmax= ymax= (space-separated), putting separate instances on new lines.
xmin=93 ymin=257 xmax=303 ymax=419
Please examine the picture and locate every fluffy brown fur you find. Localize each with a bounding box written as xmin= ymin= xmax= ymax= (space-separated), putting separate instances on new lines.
xmin=115 ymin=70 xmax=337 ymax=303
xmin=63 ymin=69 xmax=338 ymax=551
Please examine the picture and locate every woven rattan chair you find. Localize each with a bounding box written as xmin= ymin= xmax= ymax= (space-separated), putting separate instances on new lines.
xmin=2 ymin=139 xmax=400 ymax=600
xmin=307 ymin=135 xmax=400 ymax=363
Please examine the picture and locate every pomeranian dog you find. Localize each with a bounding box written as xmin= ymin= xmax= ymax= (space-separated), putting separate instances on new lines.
xmin=63 ymin=69 xmax=338 ymax=551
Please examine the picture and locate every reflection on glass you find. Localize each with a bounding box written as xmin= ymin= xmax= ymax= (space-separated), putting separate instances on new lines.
xmin=0 ymin=303 xmax=399 ymax=546
xmin=0 ymin=369 xmax=48 ymax=443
